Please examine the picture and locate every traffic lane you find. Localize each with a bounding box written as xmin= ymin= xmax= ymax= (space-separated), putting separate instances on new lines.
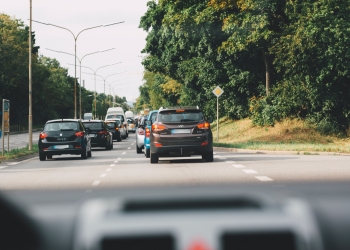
xmin=210 ymin=151 xmax=350 ymax=183
xmin=0 ymin=136 xmax=133 ymax=190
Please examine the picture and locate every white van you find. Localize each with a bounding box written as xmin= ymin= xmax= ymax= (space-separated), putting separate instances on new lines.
xmin=125 ymin=111 xmax=134 ymax=119
xmin=105 ymin=107 xmax=128 ymax=136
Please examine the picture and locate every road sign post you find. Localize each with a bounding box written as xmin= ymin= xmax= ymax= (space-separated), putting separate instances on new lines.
xmin=2 ymin=99 xmax=10 ymax=156
xmin=212 ymin=86 xmax=224 ymax=141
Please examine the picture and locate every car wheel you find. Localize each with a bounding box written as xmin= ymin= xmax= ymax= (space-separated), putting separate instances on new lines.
xmin=145 ymin=148 xmax=150 ymax=158
xmin=110 ymin=142 xmax=113 ymax=149
xmin=88 ymin=148 xmax=92 ymax=157
xmin=47 ymin=154 xmax=52 ymax=159
xmin=150 ymin=153 xmax=158 ymax=164
xmin=39 ymin=152 xmax=46 ymax=161
xmin=117 ymin=137 xmax=122 ymax=142
xmin=203 ymin=150 xmax=214 ymax=162
xmin=136 ymin=144 xmax=142 ymax=154
xmin=81 ymin=147 xmax=88 ymax=159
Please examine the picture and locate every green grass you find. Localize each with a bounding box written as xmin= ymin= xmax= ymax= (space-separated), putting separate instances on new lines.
xmin=212 ymin=118 xmax=350 ymax=153
xmin=0 ymin=144 xmax=39 ymax=163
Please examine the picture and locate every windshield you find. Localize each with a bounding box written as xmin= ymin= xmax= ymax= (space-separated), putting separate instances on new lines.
xmin=106 ymin=114 xmax=124 ymax=122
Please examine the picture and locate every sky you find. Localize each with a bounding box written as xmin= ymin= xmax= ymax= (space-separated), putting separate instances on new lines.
xmin=1 ymin=0 xmax=151 ymax=104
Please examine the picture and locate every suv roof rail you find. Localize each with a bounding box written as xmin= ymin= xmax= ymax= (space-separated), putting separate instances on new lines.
xmin=159 ymin=106 xmax=200 ymax=110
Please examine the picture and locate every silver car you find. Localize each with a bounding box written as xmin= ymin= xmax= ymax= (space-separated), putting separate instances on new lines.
xmin=136 ymin=116 xmax=148 ymax=153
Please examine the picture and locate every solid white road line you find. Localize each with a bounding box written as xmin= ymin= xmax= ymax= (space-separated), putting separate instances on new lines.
xmin=232 ymin=164 xmax=245 ymax=168
xmin=242 ymin=169 xmax=258 ymax=174
xmin=100 ymin=174 xmax=107 ymax=178
xmin=92 ymin=180 xmax=101 ymax=186
xmin=106 ymin=168 xmax=112 ymax=172
xmin=255 ymin=176 xmax=274 ymax=181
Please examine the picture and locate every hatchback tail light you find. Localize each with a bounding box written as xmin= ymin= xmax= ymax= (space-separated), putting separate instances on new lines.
xmin=75 ymin=131 xmax=84 ymax=137
xmin=115 ymin=127 xmax=119 ymax=131
xmin=152 ymin=124 xmax=166 ymax=132
xmin=197 ymin=122 xmax=210 ymax=130
xmin=40 ymin=132 xmax=48 ymax=139
xmin=145 ymin=127 xmax=151 ymax=138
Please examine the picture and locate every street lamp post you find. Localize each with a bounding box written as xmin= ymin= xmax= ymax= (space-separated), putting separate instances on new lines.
xmin=32 ymin=19 xmax=124 ymax=118
xmin=46 ymin=48 xmax=115 ymax=118
xmin=28 ymin=0 xmax=33 ymax=150
xmin=83 ymin=71 xmax=126 ymax=95
xmin=77 ymin=63 xmax=122 ymax=118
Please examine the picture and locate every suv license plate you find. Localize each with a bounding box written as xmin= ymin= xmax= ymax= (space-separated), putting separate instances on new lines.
xmin=172 ymin=129 xmax=191 ymax=134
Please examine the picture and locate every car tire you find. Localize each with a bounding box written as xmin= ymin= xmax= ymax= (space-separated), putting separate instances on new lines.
xmin=110 ymin=142 xmax=113 ymax=150
xmin=203 ymin=151 xmax=214 ymax=162
xmin=136 ymin=144 xmax=142 ymax=154
xmin=145 ymin=148 xmax=150 ymax=158
xmin=39 ymin=152 xmax=46 ymax=161
xmin=150 ymin=153 xmax=159 ymax=163
xmin=47 ymin=154 xmax=52 ymax=159
xmin=81 ymin=147 xmax=88 ymax=159
xmin=88 ymin=148 xmax=92 ymax=158
xmin=117 ymin=137 xmax=122 ymax=142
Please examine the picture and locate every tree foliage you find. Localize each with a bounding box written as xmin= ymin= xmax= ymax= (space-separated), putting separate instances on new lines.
xmin=139 ymin=0 xmax=350 ymax=134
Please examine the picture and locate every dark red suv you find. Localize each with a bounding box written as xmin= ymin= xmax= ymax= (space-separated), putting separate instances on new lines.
xmin=149 ymin=107 xmax=213 ymax=163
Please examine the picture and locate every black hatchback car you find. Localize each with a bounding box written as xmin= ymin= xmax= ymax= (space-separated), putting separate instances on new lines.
xmin=149 ymin=107 xmax=213 ymax=163
xmin=81 ymin=120 xmax=113 ymax=150
xmin=38 ymin=119 xmax=92 ymax=161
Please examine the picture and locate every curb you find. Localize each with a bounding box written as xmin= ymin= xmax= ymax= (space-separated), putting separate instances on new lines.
xmin=213 ymin=147 xmax=350 ymax=156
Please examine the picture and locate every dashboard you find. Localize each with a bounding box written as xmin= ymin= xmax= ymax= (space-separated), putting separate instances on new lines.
xmin=1 ymin=182 xmax=350 ymax=250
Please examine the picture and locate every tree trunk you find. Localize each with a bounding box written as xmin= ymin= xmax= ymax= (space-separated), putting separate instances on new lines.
xmin=263 ymin=52 xmax=271 ymax=96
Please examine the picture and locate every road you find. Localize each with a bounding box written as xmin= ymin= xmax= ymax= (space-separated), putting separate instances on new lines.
xmin=0 ymin=133 xmax=350 ymax=191
xmin=0 ymin=131 xmax=41 ymax=151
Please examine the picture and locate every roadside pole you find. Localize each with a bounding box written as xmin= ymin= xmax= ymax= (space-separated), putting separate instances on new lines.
xmin=2 ymin=99 xmax=10 ymax=156
xmin=212 ymin=86 xmax=224 ymax=142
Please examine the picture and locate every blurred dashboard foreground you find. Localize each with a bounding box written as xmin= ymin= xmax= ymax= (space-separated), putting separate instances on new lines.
xmin=1 ymin=183 xmax=350 ymax=250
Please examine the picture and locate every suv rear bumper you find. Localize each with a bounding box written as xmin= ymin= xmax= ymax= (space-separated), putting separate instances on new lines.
xmin=151 ymin=143 xmax=212 ymax=157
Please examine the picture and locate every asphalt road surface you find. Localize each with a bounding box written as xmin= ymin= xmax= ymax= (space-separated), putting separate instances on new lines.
xmin=0 ymin=133 xmax=350 ymax=191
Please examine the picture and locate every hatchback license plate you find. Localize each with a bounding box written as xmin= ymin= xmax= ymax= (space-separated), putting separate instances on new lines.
xmin=53 ymin=145 xmax=69 ymax=149
xmin=171 ymin=129 xmax=191 ymax=134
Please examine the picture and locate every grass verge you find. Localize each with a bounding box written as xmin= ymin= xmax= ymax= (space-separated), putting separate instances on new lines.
xmin=212 ymin=118 xmax=350 ymax=153
xmin=0 ymin=144 xmax=39 ymax=163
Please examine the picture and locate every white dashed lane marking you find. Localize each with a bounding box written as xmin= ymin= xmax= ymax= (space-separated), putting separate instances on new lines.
xmin=106 ymin=168 xmax=112 ymax=172
xmin=117 ymin=158 xmax=121 ymax=160
xmin=92 ymin=180 xmax=101 ymax=186
xmin=110 ymin=164 xmax=115 ymax=167
xmin=100 ymin=174 xmax=107 ymax=178
xmin=127 ymin=147 xmax=131 ymax=150
xmin=114 ymin=161 xmax=118 ymax=163
xmin=122 ymin=152 xmax=126 ymax=155
xmin=225 ymin=161 xmax=236 ymax=164
xmin=242 ymin=169 xmax=258 ymax=174
xmin=232 ymin=164 xmax=245 ymax=168
xmin=255 ymin=176 xmax=274 ymax=182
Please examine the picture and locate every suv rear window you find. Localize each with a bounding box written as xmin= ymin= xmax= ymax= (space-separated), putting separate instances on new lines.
xmin=44 ymin=122 xmax=79 ymax=131
xmin=106 ymin=114 xmax=124 ymax=122
xmin=158 ymin=110 xmax=203 ymax=123
xmin=83 ymin=122 xmax=104 ymax=129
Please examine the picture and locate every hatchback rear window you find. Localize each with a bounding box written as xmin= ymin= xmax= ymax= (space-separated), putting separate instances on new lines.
xmin=44 ymin=122 xmax=79 ymax=131
xmin=83 ymin=123 xmax=104 ymax=129
xmin=158 ymin=111 xmax=203 ymax=123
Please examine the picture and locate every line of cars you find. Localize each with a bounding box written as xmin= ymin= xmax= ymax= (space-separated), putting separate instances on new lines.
xmin=135 ymin=106 xmax=214 ymax=164
xmin=38 ymin=108 xmax=135 ymax=161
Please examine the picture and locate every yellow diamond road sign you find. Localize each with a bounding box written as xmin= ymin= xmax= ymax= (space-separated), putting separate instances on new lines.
xmin=213 ymin=86 xmax=224 ymax=98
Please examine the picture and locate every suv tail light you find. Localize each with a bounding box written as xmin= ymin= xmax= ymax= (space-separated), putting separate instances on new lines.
xmin=145 ymin=127 xmax=151 ymax=138
xmin=40 ymin=132 xmax=48 ymax=139
xmin=152 ymin=124 xmax=166 ymax=132
xmin=197 ymin=122 xmax=210 ymax=130
xmin=75 ymin=131 xmax=84 ymax=137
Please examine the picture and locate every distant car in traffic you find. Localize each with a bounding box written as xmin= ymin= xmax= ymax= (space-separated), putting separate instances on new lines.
xmin=149 ymin=106 xmax=213 ymax=163
xmin=136 ymin=115 xmax=148 ymax=153
xmin=105 ymin=118 xmax=127 ymax=139
xmin=104 ymin=120 xmax=122 ymax=142
xmin=82 ymin=120 xmax=113 ymax=150
xmin=144 ymin=110 xmax=158 ymax=158
xmin=127 ymin=118 xmax=136 ymax=133
xmin=38 ymin=119 xmax=92 ymax=161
